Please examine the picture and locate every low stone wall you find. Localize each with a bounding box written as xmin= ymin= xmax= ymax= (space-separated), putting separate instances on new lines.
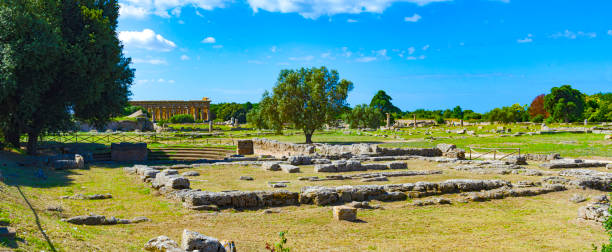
xmin=522 ymin=153 xmax=561 ymax=162
xmin=314 ymin=161 xmax=407 ymax=172
xmin=377 ymin=147 xmax=442 ymax=157
xmin=169 ymin=189 xmax=300 ymax=209
xmin=540 ymin=159 xmax=608 ymax=169
xmin=316 ymin=143 xmax=379 ymax=157
xmin=252 ymin=138 xmax=315 ymax=157
xmin=252 ymin=138 xmax=465 ymax=160
xmin=299 ymin=179 xmax=511 ymax=206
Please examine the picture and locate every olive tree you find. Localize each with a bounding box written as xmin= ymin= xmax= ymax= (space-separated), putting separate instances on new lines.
xmin=259 ymin=67 xmax=353 ymax=143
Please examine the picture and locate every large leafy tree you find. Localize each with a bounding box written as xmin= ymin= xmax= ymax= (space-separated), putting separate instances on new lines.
xmin=528 ymin=94 xmax=548 ymax=118
xmin=370 ymin=90 xmax=401 ymax=114
xmin=0 ymin=0 xmax=133 ymax=154
xmin=259 ymin=67 xmax=353 ymax=143
xmin=544 ymin=85 xmax=585 ymax=123
xmin=584 ymin=93 xmax=612 ymax=122
xmin=344 ymin=104 xmax=384 ymax=129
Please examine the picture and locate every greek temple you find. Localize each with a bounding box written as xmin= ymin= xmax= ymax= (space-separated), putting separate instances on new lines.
xmin=129 ymin=97 xmax=211 ymax=122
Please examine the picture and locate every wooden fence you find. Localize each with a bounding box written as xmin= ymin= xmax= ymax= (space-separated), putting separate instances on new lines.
xmin=468 ymin=147 xmax=521 ymax=160
xmin=21 ymin=133 xmax=239 ymax=147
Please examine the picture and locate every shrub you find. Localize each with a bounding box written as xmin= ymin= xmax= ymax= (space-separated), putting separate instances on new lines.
xmin=266 ymin=231 xmax=290 ymax=252
xmin=531 ymin=114 xmax=545 ymax=123
xmin=169 ymin=114 xmax=195 ymax=123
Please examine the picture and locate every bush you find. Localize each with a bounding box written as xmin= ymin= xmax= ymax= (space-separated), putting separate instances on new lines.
xmin=266 ymin=231 xmax=290 ymax=252
xmin=169 ymin=114 xmax=195 ymax=123
xmin=531 ymin=114 xmax=545 ymax=123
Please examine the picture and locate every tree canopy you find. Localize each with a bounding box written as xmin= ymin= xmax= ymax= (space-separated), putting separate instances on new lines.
xmin=544 ymin=85 xmax=585 ymax=123
xmin=344 ymin=104 xmax=384 ymax=129
xmin=370 ymin=90 xmax=401 ymax=114
xmin=255 ymin=67 xmax=353 ymax=143
xmin=0 ymin=0 xmax=133 ymax=154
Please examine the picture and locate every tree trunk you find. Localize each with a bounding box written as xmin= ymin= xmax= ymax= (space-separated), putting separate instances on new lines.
xmin=27 ymin=131 xmax=39 ymax=155
xmin=304 ymin=130 xmax=313 ymax=144
xmin=3 ymin=128 xmax=20 ymax=148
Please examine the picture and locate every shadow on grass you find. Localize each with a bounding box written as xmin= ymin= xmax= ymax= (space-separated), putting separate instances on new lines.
xmin=0 ymin=236 xmax=24 ymax=249
xmin=16 ymin=185 xmax=56 ymax=251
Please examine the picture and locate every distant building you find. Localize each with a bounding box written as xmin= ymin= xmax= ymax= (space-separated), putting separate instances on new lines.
xmin=129 ymin=97 xmax=211 ymax=121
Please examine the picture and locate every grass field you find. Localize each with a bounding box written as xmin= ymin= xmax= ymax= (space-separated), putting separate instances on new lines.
xmin=0 ymin=157 xmax=608 ymax=251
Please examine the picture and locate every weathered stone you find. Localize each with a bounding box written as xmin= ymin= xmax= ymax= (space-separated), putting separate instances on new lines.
xmin=593 ymin=195 xmax=609 ymax=203
xmin=181 ymin=229 xmax=224 ymax=252
xmin=570 ymin=194 xmax=586 ymax=203
xmin=280 ymin=164 xmax=300 ymax=173
xmin=506 ymin=155 xmax=527 ymax=165
xmin=387 ymin=161 xmax=407 ymax=170
xmin=333 ymin=206 xmax=357 ymax=221
xmin=360 ymin=177 xmax=388 ymax=182
xmin=287 ymin=155 xmax=311 ymax=165
xmin=315 ymin=164 xmax=336 ymax=172
xmin=239 ymin=176 xmax=254 ymax=181
xmin=436 ymin=143 xmax=456 ymax=153
xmin=181 ymin=171 xmax=200 ymax=177
xmin=152 ymin=170 xmax=190 ymax=190
xmin=578 ymin=203 xmax=610 ymax=223
xmin=144 ymin=235 xmax=182 ymax=252
xmin=236 ymin=139 xmax=254 ymax=155
xmin=361 ymin=163 xmax=387 ymax=170
xmin=261 ymin=161 xmax=282 ymax=171
xmin=62 ymin=214 xmax=141 ymax=225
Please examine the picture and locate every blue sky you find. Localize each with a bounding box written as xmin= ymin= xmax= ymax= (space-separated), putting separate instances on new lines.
xmin=118 ymin=0 xmax=612 ymax=112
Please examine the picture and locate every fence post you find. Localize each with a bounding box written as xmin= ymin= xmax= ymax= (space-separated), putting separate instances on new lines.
xmin=75 ymin=134 xmax=78 ymax=143
xmin=493 ymin=150 xmax=496 ymax=160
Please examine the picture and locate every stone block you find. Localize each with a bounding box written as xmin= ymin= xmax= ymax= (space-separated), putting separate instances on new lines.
xmin=261 ymin=161 xmax=282 ymax=171
xmin=111 ymin=142 xmax=148 ymax=162
xmin=236 ymin=140 xmax=254 ymax=155
xmin=333 ymin=206 xmax=357 ymax=221
xmin=280 ymin=164 xmax=300 ymax=173
xmin=181 ymin=229 xmax=224 ymax=252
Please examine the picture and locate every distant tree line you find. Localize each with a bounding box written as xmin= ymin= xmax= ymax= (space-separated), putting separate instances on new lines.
xmin=400 ymin=85 xmax=610 ymax=124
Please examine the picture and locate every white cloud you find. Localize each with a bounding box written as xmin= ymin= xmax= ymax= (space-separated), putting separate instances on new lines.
xmin=180 ymin=54 xmax=190 ymax=60
xmin=119 ymin=3 xmax=150 ymax=19
xmin=406 ymin=55 xmax=426 ymax=61
xmin=321 ymin=52 xmax=332 ymax=58
xmin=517 ymin=34 xmax=533 ymax=43
xmin=408 ymin=46 xmax=415 ymax=55
xmin=342 ymin=47 xmax=352 ymax=57
xmin=270 ymin=46 xmax=278 ymax=53
xmin=288 ymin=55 xmax=314 ymax=61
xmin=550 ymin=30 xmax=596 ymax=39
xmin=347 ymin=18 xmax=358 ymax=23
xmin=119 ymin=0 xmax=230 ymax=18
xmin=119 ymin=29 xmax=176 ymax=51
xmin=247 ymin=0 xmax=451 ymax=19
xmin=355 ymin=56 xmax=377 ymax=63
xmin=404 ymin=14 xmax=421 ymax=22
xmin=608 ymin=30 xmax=612 ymax=36
xmin=132 ymin=58 xmax=168 ymax=65
xmin=168 ymin=80 xmax=176 ymax=83
xmin=422 ymin=44 xmax=430 ymax=50
xmin=212 ymin=44 xmax=223 ymax=49
xmin=202 ymin=36 xmax=216 ymax=43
